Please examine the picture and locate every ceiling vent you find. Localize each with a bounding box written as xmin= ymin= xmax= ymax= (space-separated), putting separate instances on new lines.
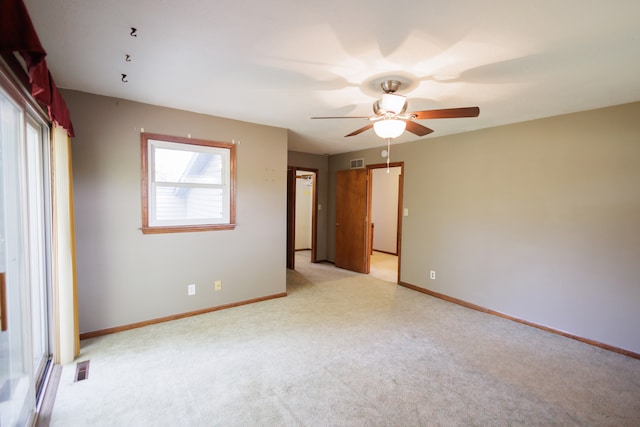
xmin=350 ymin=158 xmax=364 ymax=169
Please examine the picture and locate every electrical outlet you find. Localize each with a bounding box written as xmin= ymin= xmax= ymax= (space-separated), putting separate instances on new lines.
xmin=188 ymin=284 xmax=196 ymax=296
xmin=430 ymin=270 xmax=436 ymax=280
xmin=215 ymin=280 xmax=222 ymax=291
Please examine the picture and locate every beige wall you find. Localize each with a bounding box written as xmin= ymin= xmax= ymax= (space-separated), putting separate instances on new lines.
xmin=288 ymin=150 xmax=329 ymax=260
xmin=63 ymin=90 xmax=288 ymax=334
xmin=328 ymin=102 xmax=640 ymax=354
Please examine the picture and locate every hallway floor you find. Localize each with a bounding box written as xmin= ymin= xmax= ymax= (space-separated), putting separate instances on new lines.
xmin=294 ymin=250 xmax=398 ymax=283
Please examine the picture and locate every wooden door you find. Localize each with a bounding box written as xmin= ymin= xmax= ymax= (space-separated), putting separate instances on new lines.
xmin=286 ymin=168 xmax=295 ymax=269
xmin=335 ymin=169 xmax=370 ymax=273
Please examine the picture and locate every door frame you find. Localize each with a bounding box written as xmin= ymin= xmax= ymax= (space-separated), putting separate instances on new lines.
xmin=366 ymin=162 xmax=404 ymax=283
xmin=286 ymin=166 xmax=319 ymax=269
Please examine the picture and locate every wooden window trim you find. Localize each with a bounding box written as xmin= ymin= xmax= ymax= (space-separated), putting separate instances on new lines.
xmin=140 ymin=132 xmax=236 ymax=234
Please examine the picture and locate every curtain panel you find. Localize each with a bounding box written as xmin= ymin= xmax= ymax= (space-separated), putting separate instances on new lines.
xmin=51 ymin=124 xmax=80 ymax=363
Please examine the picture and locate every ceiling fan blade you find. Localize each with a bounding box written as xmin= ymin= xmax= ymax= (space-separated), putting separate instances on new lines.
xmin=411 ymin=106 xmax=480 ymax=120
xmin=405 ymin=121 xmax=434 ymax=137
xmin=345 ymin=124 xmax=373 ymax=137
xmin=311 ymin=116 xmax=370 ymax=119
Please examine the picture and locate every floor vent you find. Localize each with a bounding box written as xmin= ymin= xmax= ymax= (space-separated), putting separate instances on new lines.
xmin=75 ymin=360 xmax=90 ymax=382
xmin=350 ymin=158 xmax=364 ymax=169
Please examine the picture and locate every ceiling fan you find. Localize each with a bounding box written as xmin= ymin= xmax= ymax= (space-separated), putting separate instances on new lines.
xmin=312 ymin=80 xmax=480 ymax=139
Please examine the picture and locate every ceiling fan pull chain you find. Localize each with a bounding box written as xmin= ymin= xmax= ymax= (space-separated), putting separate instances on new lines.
xmin=386 ymin=138 xmax=391 ymax=173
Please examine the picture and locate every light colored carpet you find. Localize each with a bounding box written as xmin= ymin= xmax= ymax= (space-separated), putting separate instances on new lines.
xmin=49 ymin=257 xmax=640 ymax=426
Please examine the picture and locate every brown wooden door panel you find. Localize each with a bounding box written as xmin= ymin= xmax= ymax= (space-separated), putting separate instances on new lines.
xmin=286 ymin=168 xmax=295 ymax=269
xmin=335 ymin=169 xmax=370 ymax=273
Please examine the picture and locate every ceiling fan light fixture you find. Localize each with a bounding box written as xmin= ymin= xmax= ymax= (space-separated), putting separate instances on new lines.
xmin=379 ymin=93 xmax=407 ymax=114
xmin=373 ymin=119 xmax=406 ymax=139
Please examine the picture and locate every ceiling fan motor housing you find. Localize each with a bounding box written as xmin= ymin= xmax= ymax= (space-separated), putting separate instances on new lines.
xmin=373 ymin=80 xmax=408 ymax=116
xmin=373 ymin=94 xmax=408 ymax=116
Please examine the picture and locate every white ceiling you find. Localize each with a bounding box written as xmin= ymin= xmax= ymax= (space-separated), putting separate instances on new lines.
xmin=24 ymin=0 xmax=640 ymax=155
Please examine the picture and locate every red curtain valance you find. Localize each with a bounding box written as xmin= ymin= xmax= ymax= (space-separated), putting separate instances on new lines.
xmin=0 ymin=0 xmax=74 ymax=136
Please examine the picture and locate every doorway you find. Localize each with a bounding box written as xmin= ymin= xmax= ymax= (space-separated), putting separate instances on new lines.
xmin=286 ymin=167 xmax=318 ymax=270
xmin=333 ymin=162 xmax=404 ymax=283
xmin=369 ymin=165 xmax=402 ymax=283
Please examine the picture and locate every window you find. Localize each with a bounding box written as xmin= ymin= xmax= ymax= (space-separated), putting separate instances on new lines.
xmin=141 ymin=133 xmax=236 ymax=233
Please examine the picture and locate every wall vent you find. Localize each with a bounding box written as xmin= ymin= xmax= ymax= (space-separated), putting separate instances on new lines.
xmin=350 ymin=158 xmax=364 ymax=169
xmin=75 ymin=360 xmax=90 ymax=382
